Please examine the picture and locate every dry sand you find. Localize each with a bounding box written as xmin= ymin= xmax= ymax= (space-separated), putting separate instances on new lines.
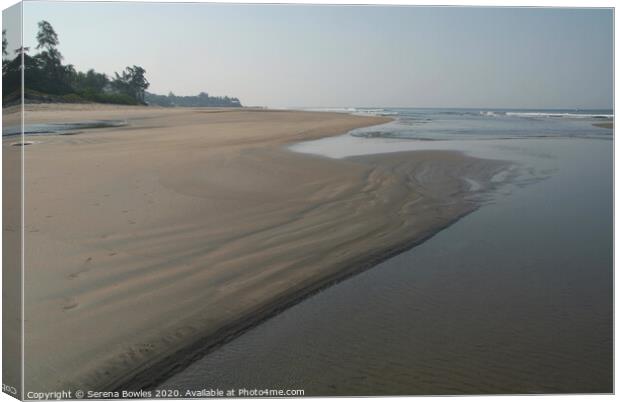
xmin=4 ymin=104 xmax=507 ymax=392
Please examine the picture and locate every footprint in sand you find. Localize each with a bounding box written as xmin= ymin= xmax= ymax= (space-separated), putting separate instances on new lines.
xmin=62 ymin=298 xmax=79 ymax=311
xmin=138 ymin=343 xmax=155 ymax=353
xmin=68 ymin=257 xmax=93 ymax=279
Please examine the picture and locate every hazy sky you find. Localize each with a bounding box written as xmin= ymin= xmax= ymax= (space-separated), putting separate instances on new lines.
xmin=6 ymin=2 xmax=614 ymax=108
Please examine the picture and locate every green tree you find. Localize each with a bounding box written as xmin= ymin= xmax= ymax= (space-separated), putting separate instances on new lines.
xmin=2 ymin=29 xmax=7 ymax=58
xmin=35 ymin=20 xmax=59 ymax=51
xmin=35 ymin=20 xmax=63 ymax=69
xmin=14 ymin=46 xmax=29 ymax=56
xmin=72 ymin=69 xmax=109 ymax=94
xmin=4 ymin=19 xmax=151 ymax=106
xmin=113 ymin=65 xmax=149 ymax=103
xmin=31 ymin=20 xmax=74 ymax=94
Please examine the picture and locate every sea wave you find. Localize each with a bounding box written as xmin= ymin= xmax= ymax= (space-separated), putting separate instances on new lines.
xmin=301 ymin=107 xmax=358 ymax=113
xmin=503 ymin=112 xmax=613 ymax=119
xmin=298 ymin=107 xmax=613 ymax=120
xmin=300 ymin=107 xmax=399 ymax=116
xmin=351 ymin=108 xmax=399 ymax=117
xmin=350 ymin=130 xmax=612 ymax=141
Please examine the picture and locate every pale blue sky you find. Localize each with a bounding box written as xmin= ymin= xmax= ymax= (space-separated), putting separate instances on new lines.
xmin=6 ymin=2 xmax=615 ymax=108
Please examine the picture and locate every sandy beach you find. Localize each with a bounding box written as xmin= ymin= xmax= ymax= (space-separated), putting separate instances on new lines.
xmin=5 ymin=104 xmax=507 ymax=392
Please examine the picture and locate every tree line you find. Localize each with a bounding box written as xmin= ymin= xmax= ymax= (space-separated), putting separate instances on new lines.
xmin=2 ymin=21 xmax=242 ymax=107
xmin=2 ymin=21 xmax=150 ymax=105
xmin=145 ymin=91 xmax=241 ymax=107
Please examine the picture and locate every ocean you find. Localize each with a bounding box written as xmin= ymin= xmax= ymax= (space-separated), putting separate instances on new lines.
xmin=301 ymin=107 xmax=613 ymax=140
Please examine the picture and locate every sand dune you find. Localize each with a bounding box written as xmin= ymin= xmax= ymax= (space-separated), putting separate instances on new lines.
xmin=4 ymin=105 xmax=506 ymax=391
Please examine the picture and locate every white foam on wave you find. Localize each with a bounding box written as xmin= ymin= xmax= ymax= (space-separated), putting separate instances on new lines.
xmin=504 ymin=112 xmax=613 ymax=119
xmin=479 ymin=111 xmax=502 ymax=117
xmin=301 ymin=107 xmax=358 ymax=113
xmin=351 ymin=108 xmax=399 ymax=116
xmin=292 ymin=107 xmax=399 ymax=117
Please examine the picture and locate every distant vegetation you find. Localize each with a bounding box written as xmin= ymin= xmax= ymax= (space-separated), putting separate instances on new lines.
xmin=2 ymin=21 xmax=241 ymax=107
xmin=145 ymin=91 xmax=241 ymax=107
xmin=2 ymin=21 xmax=149 ymax=105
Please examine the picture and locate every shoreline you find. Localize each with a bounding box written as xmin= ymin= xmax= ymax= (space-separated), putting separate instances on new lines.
xmin=11 ymin=104 xmax=509 ymax=392
xmin=117 ymin=148 xmax=507 ymax=391
xmin=120 ymin=197 xmax=485 ymax=392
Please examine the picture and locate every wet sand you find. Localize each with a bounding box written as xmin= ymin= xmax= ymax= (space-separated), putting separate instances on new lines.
xmin=7 ymin=104 xmax=507 ymax=391
xmin=593 ymin=122 xmax=613 ymax=129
